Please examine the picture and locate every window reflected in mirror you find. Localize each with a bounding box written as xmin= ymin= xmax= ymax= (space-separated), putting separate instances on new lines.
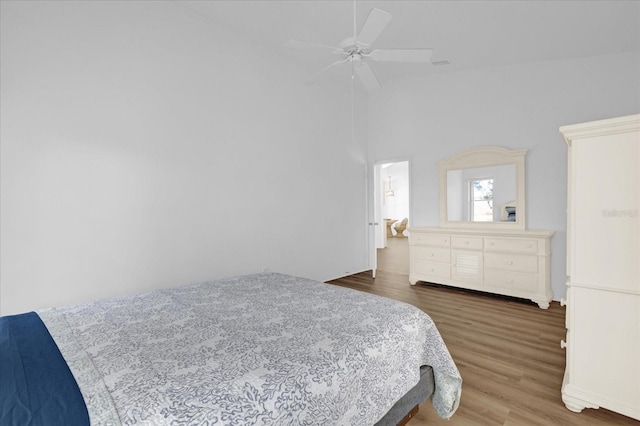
xmin=446 ymin=164 xmax=516 ymax=222
xmin=472 ymin=178 xmax=493 ymax=222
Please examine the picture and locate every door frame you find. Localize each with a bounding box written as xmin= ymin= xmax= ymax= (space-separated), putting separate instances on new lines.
xmin=369 ymin=156 xmax=412 ymax=277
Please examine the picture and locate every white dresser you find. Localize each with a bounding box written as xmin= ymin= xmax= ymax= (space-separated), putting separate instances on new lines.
xmin=409 ymin=227 xmax=554 ymax=309
xmin=560 ymin=114 xmax=640 ymax=420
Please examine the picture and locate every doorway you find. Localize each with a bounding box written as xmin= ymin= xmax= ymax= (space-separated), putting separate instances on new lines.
xmin=371 ymin=159 xmax=410 ymax=277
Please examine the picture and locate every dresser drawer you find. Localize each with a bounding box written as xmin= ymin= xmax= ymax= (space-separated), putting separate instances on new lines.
xmin=485 ymin=253 xmax=538 ymax=273
xmin=451 ymin=236 xmax=483 ymax=250
xmin=410 ymin=233 xmax=451 ymax=248
xmin=484 ymin=269 xmax=538 ymax=292
xmin=413 ymin=246 xmax=450 ymax=264
xmin=413 ymin=261 xmax=451 ymax=279
xmin=485 ymin=237 xmax=538 ymax=254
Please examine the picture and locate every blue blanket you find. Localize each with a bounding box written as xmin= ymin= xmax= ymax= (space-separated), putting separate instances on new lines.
xmin=0 ymin=311 xmax=89 ymax=426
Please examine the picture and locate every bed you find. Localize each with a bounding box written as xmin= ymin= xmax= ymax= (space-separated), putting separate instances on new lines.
xmin=1 ymin=272 xmax=461 ymax=425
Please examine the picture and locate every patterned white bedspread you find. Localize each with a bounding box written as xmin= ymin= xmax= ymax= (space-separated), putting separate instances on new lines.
xmin=39 ymin=273 xmax=461 ymax=425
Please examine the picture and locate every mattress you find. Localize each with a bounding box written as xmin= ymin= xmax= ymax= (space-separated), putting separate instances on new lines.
xmin=1 ymin=272 xmax=461 ymax=425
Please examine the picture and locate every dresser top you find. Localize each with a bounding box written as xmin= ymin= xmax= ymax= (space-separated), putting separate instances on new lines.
xmin=407 ymin=226 xmax=555 ymax=239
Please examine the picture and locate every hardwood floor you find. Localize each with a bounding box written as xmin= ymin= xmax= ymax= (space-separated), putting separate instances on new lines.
xmin=327 ymin=237 xmax=639 ymax=426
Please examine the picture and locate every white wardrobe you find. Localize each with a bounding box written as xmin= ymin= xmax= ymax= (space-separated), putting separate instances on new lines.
xmin=560 ymin=114 xmax=640 ymax=420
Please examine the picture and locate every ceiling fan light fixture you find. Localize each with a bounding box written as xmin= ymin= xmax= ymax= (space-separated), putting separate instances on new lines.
xmin=287 ymin=4 xmax=437 ymax=91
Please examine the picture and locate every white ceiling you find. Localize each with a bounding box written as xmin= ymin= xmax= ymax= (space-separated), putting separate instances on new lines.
xmin=177 ymin=0 xmax=640 ymax=87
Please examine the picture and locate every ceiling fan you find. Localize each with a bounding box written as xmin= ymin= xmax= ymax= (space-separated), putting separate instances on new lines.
xmin=285 ymin=6 xmax=433 ymax=91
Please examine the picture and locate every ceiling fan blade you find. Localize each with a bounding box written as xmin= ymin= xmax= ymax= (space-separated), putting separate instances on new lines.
xmin=355 ymin=61 xmax=381 ymax=91
xmin=356 ymin=8 xmax=392 ymax=47
xmin=285 ymin=39 xmax=343 ymax=54
xmin=369 ymin=48 xmax=434 ymax=63
xmin=306 ymin=58 xmax=350 ymax=84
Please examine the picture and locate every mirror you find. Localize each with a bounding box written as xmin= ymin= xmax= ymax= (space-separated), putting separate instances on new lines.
xmin=439 ymin=146 xmax=527 ymax=229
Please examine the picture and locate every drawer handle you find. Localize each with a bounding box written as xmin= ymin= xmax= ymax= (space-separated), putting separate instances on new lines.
xmin=489 ymin=242 xmax=494 ymax=246
xmin=507 ymin=261 xmax=514 ymax=265
xmin=507 ymin=279 xmax=514 ymax=284
xmin=465 ymin=241 xmax=469 ymax=245
xmin=560 ymin=340 xmax=567 ymax=349
xmin=430 ymin=253 xmax=434 ymax=257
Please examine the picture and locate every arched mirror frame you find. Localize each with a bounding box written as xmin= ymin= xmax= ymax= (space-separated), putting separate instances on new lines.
xmin=438 ymin=146 xmax=527 ymax=230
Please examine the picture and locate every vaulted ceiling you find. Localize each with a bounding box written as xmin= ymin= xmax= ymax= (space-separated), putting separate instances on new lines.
xmin=177 ymin=0 xmax=640 ymax=87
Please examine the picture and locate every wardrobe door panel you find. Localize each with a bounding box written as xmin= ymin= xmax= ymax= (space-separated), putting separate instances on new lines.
xmin=571 ymin=132 xmax=639 ymax=292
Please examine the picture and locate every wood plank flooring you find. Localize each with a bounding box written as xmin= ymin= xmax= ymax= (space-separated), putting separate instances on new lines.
xmin=327 ymin=237 xmax=639 ymax=426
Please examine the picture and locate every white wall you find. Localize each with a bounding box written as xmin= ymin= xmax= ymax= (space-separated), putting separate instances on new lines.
xmin=0 ymin=1 xmax=369 ymax=315
xmin=368 ymin=52 xmax=640 ymax=300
